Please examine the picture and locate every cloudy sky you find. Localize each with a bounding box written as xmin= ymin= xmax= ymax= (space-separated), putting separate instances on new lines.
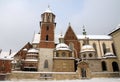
xmin=0 ymin=0 xmax=120 ymax=52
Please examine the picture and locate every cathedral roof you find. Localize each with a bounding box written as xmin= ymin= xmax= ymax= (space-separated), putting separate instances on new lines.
xmin=56 ymin=43 xmax=71 ymax=51
xmin=81 ymin=45 xmax=95 ymax=53
xmin=77 ymin=35 xmax=112 ymax=40
xmin=28 ymin=48 xmax=39 ymax=53
xmin=32 ymin=34 xmax=112 ymax=44
xmin=0 ymin=52 xmax=16 ymax=60
xmin=109 ymin=24 xmax=120 ymax=35
xmin=24 ymin=59 xmax=38 ymax=62
xmin=104 ymin=52 xmax=116 ymax=58
xmin=32 ymin=34 xmax=40 ymax=44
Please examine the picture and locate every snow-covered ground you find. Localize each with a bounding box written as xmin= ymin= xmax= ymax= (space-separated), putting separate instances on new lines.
xmin=5 ymin=78 xmax=120 ymax=82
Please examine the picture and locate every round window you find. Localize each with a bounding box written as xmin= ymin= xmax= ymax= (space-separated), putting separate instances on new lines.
xmin=83 ymin=54 xmax=86 ymax=58
xmin=89 ymin=53 xmax=92 ymax=57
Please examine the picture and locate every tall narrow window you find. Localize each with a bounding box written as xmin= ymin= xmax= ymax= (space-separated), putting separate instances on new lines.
xmin=102 ymin=61 xmax=107 ymax=71
xmin=69 ymin=53 xmax=72 ymax=57
xmin=46 ymin=35 xmax=49 ymax=41
xmin=102 ymin=43 xmax=106 ymax=54
xmin=112 ymin=62 xmax=119 ymax=72
xmin=112 ymin=43 xmax=116 ymax=56
xmin=93 ymin=43 xmax=97 ymax=57
xmin=69 ymin=42 xmax=74 ymax=51
xmin=44 ymin=60 xmax=48 ymax=68
xmin=46 ymin=25 xmax=49 ymax=31
xmin=56 ymin=52 xmax=59 ymax=57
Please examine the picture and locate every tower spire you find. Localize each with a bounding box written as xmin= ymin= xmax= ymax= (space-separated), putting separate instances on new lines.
xmin=59 ymin=32 xmax=64 ymax=43
xmin=82 ymin=25 xmax=89 ymax=45
xmin=48 ymin=5 xmax=50 ymax=9
xmin=69 ymin=22 xmax=71 ymax=27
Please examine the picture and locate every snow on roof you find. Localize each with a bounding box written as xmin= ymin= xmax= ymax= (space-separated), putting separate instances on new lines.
xmin=44 ymin=9 xmax=52 ymax=13
xmin=0 ymin=52 xmax=16 ymax=60
xmin=81 ymin=45 xmax=95 ymax=53
xmin=103 ymin=52 xmax=116 ymax=58
xmin=44 ymin=6 xmax=53 ymax=13
xmin=109 ymin=24 xmax=120 ymax=35
xmin=77 ymin=35 xmax=112 ymax=40
xmin=32 ymin=34 xmax=112 ymax=44
xmin=28 ymin=48 xmax=39 ymax=53
xmin=32 ymin=34 xmax=40 ymax=44
xmin=56 ymin=43 xmax=71 ymax=51
xmin=24 ymin=59 xmax=38 ymax=62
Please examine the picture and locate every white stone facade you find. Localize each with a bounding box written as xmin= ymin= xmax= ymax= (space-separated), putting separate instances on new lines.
xmin=38 ymin=48 xmax=54 ymax=72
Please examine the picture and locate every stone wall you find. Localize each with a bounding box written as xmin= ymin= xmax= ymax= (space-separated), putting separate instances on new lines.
xmin=8 ymin=71 xmax=120 ymax=80
xmin=91 ymin=72 xmax=120 ymax=77
xmin=53 ymin=59 xmax=75 ymax=72
xmin=110 ymin=29 xmax=120 ymax=70
xmin=9 ymin=71 xmax=79 ymax=80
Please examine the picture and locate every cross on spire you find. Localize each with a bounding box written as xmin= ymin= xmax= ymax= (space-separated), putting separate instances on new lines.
xmin=48 ymin=5 xmax=50 ymax=9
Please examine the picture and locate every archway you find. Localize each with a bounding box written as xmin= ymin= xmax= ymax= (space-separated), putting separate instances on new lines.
xmin=81 ymin=68 xmax=86 ymax=78
xmin=101 ymin=61 xmax=107 ymax=71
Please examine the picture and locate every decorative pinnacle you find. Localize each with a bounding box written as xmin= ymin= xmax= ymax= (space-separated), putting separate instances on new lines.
xmin=82 ymin=25 xmax=87 ymax=35
xmin=48 ymin=5 xmax=50 ymax=9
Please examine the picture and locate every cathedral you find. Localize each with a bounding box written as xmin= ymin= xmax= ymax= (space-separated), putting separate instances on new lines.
xmin=0 ymin=7 xmax=120 ymax=80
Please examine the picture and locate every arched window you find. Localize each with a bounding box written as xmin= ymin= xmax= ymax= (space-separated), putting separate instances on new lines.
xmin=93 ymin=43 xmax=97 ymax=57
xmin=112 ymin=43 xmax=116 ymax=56
xmin=46 ymin=35 xmax=49 ymax=41
xmin=102 ymin=61 xmax=107 ymax=71
xmin=69 ymin=42 xmax=74 ymax=51
xmin=112 ymin=62 xmax=119 ymax=72
xmin=102 ymin=43 xmax=106 ymax=54
xmin=44 ymin=60 xmax=48 ymax=68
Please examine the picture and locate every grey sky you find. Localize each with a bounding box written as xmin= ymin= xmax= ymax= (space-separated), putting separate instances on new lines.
xmin=0 ymin=0 xmax=120 ymax=52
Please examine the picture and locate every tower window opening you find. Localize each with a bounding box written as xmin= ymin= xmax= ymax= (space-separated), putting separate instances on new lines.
xmin=46 ymin=35 xmax=49 ymax=41
xmin=46 ymin=25 xmax=49 ymax=31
